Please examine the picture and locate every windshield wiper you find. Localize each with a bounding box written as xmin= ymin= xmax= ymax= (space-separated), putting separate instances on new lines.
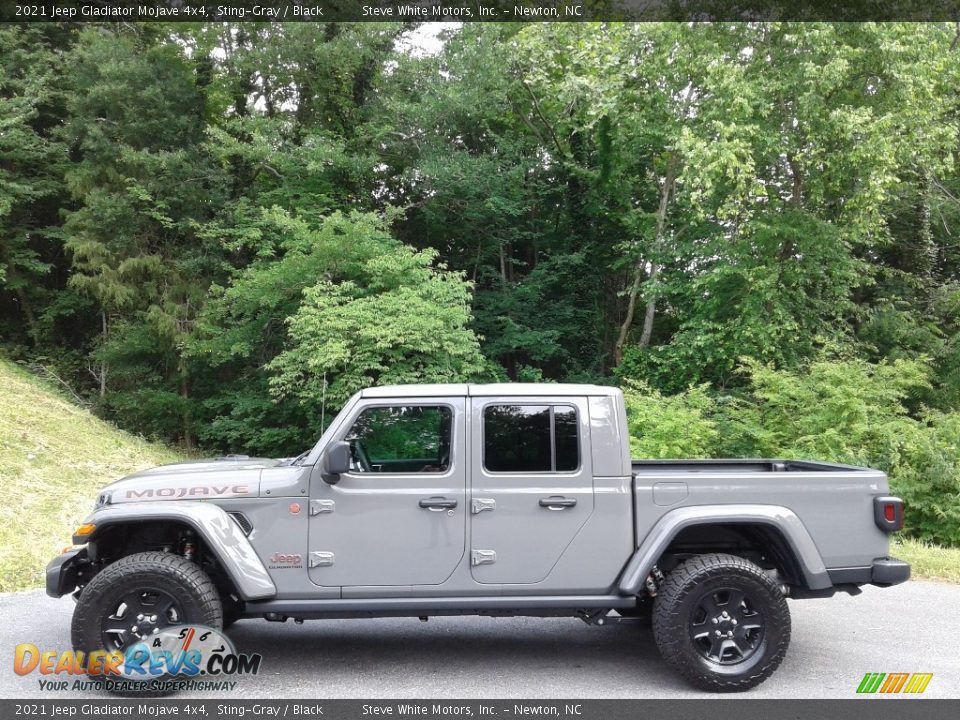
xmin=287 ymin=449 xmax=310 ymax=466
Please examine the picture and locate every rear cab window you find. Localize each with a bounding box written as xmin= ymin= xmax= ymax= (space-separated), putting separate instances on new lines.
xmin=483 ymin=404 xmax=579 ymax=473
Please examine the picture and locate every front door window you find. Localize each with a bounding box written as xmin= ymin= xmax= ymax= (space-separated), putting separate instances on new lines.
xmin=346 ymin=405 xmax=453 ymax=473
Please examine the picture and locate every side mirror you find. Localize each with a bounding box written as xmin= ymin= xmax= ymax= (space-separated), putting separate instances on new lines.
xmin=322 ymin=440 xmax=351 ymax=484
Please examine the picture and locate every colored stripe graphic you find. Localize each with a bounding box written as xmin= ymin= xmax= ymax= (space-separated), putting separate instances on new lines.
xmin=903 ymin=673 xmax=934 ymax=694
xmin=856 ymin=672 xmax=933 ymax=694
xmin=880 ymin=673 xmax=909 ymax=693
xmin=856 ymin=673 xmax=885 ymax=693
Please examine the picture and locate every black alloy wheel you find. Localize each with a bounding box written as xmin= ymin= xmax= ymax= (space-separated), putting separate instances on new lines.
xmin=100 ymin=587 xmax=185 ymax=651
xmin=688 ymin=586 xmax=765 ymax=665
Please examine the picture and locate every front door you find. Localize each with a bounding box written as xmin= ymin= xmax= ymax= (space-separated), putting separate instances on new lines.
xmin=469 ymin=396 xmax=593 ymax=584
xmin=308 ymin=398 xmax=466 ymax=588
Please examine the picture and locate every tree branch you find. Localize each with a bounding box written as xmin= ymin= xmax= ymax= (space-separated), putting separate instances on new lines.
xmin=521 ymin=79 xmax=568 ymax=161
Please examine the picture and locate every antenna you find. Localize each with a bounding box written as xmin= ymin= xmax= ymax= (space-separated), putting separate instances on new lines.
xmin=321 ymin=371 xmax=328 ymax=430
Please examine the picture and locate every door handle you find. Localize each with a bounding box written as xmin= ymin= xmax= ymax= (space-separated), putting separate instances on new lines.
xmin=309 ymin=499 xmax=335 ymax=516
xmin=419 ymin=496 xmax=458 ymax=511
xmin=471 ymin=498 xmax=496 ymax=514
xmin=539 ymin=496 xmax=577 ymax=510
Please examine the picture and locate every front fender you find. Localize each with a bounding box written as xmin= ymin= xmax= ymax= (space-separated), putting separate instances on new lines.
xmin=617 ymin=504 xmax=832 ymax=594
xmin=80 ymin=502 xmax=276 ymax=600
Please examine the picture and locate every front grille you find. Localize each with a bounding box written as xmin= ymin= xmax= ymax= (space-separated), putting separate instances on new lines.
xmin=228 ymin=511 xmax=253 ymax=536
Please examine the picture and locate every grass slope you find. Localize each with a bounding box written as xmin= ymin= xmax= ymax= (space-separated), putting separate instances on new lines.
xmin=0 ymin=360 xmax=183 ymax=591
xmin=895 ymin=538 xmax=960 ymax=584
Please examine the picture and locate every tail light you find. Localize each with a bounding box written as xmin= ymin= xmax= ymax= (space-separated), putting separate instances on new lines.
xmin=874 ymin=496 xmax=904 ymax=533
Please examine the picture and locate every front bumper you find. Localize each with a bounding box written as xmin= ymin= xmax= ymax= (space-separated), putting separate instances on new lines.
xmin=45 ymin=548 xmax=88 ymax=598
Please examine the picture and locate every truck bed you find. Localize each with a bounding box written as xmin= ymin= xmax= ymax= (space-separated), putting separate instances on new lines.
xmin=632 ymin=458 xmax=873 ymax=475
xmin=629 ymin=458 xmax=889 ymax=570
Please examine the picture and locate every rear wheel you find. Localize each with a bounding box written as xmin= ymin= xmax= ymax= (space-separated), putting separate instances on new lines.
xmin=652 ymin=553 xmax=790 ymax=692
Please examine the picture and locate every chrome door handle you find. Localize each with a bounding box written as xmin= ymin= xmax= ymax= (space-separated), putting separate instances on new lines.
xmin=539 ymin=496 xmax=577 ymax=510
xmin=419 ymin=496 xmax=458 ymax=511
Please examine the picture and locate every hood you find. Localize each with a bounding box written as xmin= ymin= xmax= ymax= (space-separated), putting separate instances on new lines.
xmin=98 ymin=456 xmax=283 ymax=505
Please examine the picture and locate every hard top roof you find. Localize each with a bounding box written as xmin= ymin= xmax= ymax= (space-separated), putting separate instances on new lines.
xmin=360 ymin=383 xmax=621 ymax=399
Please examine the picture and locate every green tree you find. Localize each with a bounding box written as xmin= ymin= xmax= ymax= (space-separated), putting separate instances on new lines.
xmin=268 ymin=239 xmax=488 ymax=408
xmin=0 ymin=26 xmax=69 ymax=345
xmin=189 ymin=210 xmax=487 ymax=454
xmin=59 ymin=26 xmax=226 ymax=446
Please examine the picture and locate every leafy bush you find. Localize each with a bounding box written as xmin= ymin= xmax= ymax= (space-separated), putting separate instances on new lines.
xmin=622 ymin=380 xmax=719 ymax=459
xmin=889 ymin=413 xmax=960 ymax=546
xmin=719 ymin=357 xmax=929 ymax=465
xmin=622 ymin=357 xmax=960 ymax=546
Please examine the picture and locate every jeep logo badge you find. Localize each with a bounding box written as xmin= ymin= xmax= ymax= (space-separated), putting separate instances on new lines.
xmin=269 ymin=553 xmax=303 ymax=568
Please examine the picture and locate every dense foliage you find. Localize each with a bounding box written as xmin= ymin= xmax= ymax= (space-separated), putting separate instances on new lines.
xmin=2 ymin=22 xmax=960 ymax=543
xmin=624 ymin=358 xmax=960 ymax=545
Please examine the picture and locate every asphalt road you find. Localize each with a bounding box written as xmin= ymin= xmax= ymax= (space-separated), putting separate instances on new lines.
xmin=0 ymin=581 xmax=957 ymax=699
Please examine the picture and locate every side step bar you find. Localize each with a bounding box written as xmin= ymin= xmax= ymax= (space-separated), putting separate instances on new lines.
xmin=245 ymin=594 xmax=636 ymax=619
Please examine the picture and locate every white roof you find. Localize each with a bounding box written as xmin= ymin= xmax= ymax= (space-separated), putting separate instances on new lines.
xmin=361 ymin=383 xmax=621 ymax=398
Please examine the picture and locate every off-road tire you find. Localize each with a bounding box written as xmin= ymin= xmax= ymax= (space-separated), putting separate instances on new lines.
xmin=72 ymin=551 xmax=222 ymax=695
xmin=652 ymin=553 xmax=790 ymax=692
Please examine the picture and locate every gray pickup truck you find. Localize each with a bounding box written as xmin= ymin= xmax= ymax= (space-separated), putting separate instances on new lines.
xmin=47 ymin=383 xmax=909 ymax=691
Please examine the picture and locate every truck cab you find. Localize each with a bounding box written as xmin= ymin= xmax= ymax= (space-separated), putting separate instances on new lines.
xmin=301 ymin=383 xmax=632 ymax=592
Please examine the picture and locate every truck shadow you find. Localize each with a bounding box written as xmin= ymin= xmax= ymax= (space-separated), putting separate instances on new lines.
xmin=223 ymin=616 xmax=689 ymax=696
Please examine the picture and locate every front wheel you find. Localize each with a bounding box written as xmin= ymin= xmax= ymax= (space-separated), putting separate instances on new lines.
xmin=652 ymin=553 xmax=791 ymax=692
xmin=71 ymin=551 xmax=223 ymax=694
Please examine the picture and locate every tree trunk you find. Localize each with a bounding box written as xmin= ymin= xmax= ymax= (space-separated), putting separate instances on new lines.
xmin=638 ymin=262 xmax=660 ymax=347
xmin=767 ymin=152 xmax=803 ymax=315
xmin=0 ymin=254 xmax=38 ymax=343
xmin=614 ymin=154 xmax=677 ymax=364
xmin=99 ymin=311 xmax=108 ymax=397
xmin=180 ymin=369 xmax=194 ymax=451
xmin=771 ymin=153 xmax=803 ymax=292
xmin=13 ymin=283 xmax=38 ymax=344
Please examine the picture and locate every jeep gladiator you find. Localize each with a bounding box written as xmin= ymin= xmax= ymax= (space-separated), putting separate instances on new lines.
xmin=47 ymin=383 xmax=909 ymax=691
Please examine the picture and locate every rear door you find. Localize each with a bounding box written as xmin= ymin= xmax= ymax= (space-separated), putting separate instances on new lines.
xmin=469 ymin=396 xmax=593 ymax=584
xmin=308 ymin=398 xmax=466 ymax=588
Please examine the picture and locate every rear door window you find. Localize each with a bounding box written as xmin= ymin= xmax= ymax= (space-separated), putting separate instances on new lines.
xmin=483 ymin=404 xmax=579 ymax=473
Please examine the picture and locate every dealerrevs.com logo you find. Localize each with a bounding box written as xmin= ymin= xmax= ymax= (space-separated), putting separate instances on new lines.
xmin=14 ymin=625 xmax=262 ymax=693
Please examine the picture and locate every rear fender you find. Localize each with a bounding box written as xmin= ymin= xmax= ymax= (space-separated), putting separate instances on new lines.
xmin=618 ymin=504 xmax=832 ymax=594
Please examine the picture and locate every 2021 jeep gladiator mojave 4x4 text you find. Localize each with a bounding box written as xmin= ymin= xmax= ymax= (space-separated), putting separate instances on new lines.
xmin=47 ymin=384 xmax=910 ymax=691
